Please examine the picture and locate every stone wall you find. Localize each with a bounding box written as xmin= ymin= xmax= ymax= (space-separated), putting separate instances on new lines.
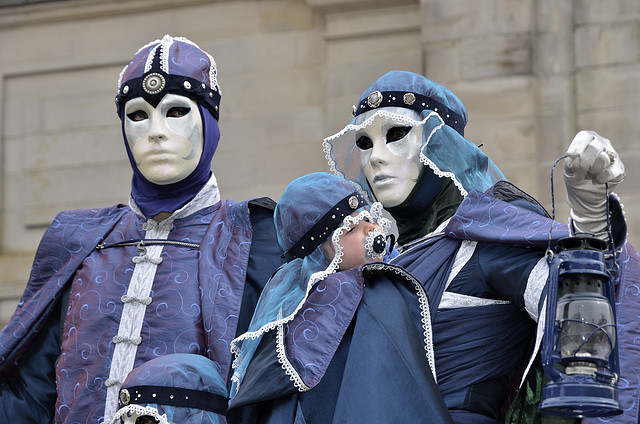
xmin=0 ymin=0 xmax=638 ymax=326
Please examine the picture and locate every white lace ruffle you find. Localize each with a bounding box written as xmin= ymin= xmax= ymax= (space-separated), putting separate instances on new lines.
xmin=275 ymin=321 xmax=311 ymax=392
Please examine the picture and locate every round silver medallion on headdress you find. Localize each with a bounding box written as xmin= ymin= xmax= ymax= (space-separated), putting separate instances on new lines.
xmin=120 ymin=388 xmax=130 ymax=405
xmin=403 ymin=93 xmax=416 ymax=106
xmin=367 ymin=91 xmax=383 ymax=108
xmin=348 ymin=195 xmax=359 ymax=210
xmin=142 ymin=73 xmax=166 ymax=95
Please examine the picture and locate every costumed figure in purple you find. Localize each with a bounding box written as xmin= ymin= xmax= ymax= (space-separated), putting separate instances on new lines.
xmin=109 ymin=354 xmax=227 ymax=424
xmin=0 ymin=35 xmax=283 ymax=424
xmin=227 ymin=71 xmax=640 ymax=424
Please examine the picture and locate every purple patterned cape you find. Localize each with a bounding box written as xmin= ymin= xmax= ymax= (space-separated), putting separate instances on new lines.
xmin=0 ymin=199 xmax=255 ymax=395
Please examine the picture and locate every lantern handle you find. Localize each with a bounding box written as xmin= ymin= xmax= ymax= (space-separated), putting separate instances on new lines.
xmin=547 ymin=155 xmax=569 ymax=256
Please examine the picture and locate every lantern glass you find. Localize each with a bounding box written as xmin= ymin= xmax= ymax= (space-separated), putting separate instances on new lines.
xmin=556 ymin=273 xmax=615 ymax=366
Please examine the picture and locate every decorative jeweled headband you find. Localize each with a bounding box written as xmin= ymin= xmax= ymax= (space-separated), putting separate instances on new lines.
xmin=352 ymin=90 xmax=465 ymax=136
xmin=283 ymin=191 xmax=366 ymax=261
xmin=116 ymin=72 xmax=221 ymax=120
xmin=118 ymin=385 xmax=228 ymax=415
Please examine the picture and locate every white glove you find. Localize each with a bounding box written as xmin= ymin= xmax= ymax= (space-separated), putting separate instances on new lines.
xmin=563 ymin=130 xmax=625 ymax=239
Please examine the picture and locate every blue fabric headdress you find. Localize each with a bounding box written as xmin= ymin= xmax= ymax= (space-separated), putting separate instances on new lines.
xmin=230 ymin=172 xmax=391 ymax=395
xmin=109 ymin=353 xmax=228 ymax=424
xmin=323 ymin=70 xmax=505 ymax=203
xmin=116 ymin=35 xmax=222 ymax=218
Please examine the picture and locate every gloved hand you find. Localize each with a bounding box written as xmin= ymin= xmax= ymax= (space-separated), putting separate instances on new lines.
xmin=563 ymin=130 xmax=625 ymax=239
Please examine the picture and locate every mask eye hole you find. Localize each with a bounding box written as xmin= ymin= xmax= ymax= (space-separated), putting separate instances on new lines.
xmin=386 ymin=126 xmax=411 ymax=143
xmin=356 ymin=136 xmax=373 ymax=150
xmin=127 ymin=110 xmax=148 ymax=122
xmin=167 ymin=106 xmax=191 ymax=118
xmin=134 ymin=415 xmax=160 ymax=424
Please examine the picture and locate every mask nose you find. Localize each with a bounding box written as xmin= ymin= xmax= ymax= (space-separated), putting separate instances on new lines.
xmin=148 ymin=111 xmax=169 ymax=141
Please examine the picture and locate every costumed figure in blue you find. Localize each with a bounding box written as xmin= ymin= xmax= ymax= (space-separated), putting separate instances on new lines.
xmin=109 ymin=354 xmax=228 ymax=424
xmin=228 ymin=172 xmax=454 ymax=423
xmin=228 ymin=71 xmax=640 ymax=424
xmin=0 ymin=35 xmax=283 ymax=424
xmin=229 ymin=171 xmax=393 ymax=395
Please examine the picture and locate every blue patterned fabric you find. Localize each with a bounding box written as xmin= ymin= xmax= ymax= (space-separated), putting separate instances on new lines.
xmin=111 ymin=353 xmax=227 ymax=424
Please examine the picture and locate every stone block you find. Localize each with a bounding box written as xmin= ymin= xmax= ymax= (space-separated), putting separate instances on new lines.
xmin=574 ymin=0 xmax=640 ymax=24
xmin=535 ymin=115 xmax=578 ymax=163
xmin=22 ymin=163 xmax=131 ymax=227
xmin=465 ymin=116 xmax=536 ymax=162
xmin=212 ymin=33 xmax=298 ymax=76
xmin=4 ymin=66 xmax=119 ymax=137
xmin=424 ymin=41 xmax=461 ymax=85
xmin=222 ymin=68 xmax=323 ymax=112
xmin=535 ymin=0 xmax=573 ymax=33
xmin=325 ymin=4 xmax=420 ymax=39
xmin=22 ymin=127 xmax=124 ymax=171
xmin=495 ymin=0 xmax=534 ymax=33
xmin=576 ymin=64 xmax=640 ymax=110
xmin=575 ymin=22 xmax=638 ymax=68
xmin=454 ymin=76 xmax=535 ymax=120
xmin=292 ymin=105 xmax=325 ymax=146
xmin=536 ymin=75 xmax=574 ymax=117
xmin=461 ymin=33 xmax=532 ymax=79
xmin=2 ymin=95 xmax=40 ymax=138
xmin=326 ymin=30 xmax=421 ymax=63
xmin=533 ymin=31 xmax=574 ymax=75
xmin=257 ymin=0 xmax=314 ymax=32
xmin=324 ymin=35 xmax=422 ymax=98
xmin=421 ymin=0 xmax=494 ymax=41
xmin=577 ymin=107 xmax=640 ymax=152
xmin=220 ymin=107 xmax=294 ymax=154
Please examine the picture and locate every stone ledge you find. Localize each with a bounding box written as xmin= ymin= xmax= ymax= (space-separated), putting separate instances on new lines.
xmin=0 ymin=0 xmax=214 ymax=28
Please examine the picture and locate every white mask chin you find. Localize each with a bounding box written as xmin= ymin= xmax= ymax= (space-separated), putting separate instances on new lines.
xmin=356 ymin=109 xmax=425 ymax=208
xmin=124 ymin=93 xmax=203 ymax=185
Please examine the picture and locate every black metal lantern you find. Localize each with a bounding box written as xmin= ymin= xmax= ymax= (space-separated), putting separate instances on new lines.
xmin=539 ymin=235 xmax=622 ymax=418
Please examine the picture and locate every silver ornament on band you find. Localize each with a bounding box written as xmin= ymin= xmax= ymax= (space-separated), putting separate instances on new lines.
xmin=142 ymin=73 xmax=166 ymax=95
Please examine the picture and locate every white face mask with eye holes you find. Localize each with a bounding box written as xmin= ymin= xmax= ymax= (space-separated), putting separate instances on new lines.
xmin=124 ymin=93 xmax=203 ymax=185
xmin=356 ymin=109 xmax=425 ymax=208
